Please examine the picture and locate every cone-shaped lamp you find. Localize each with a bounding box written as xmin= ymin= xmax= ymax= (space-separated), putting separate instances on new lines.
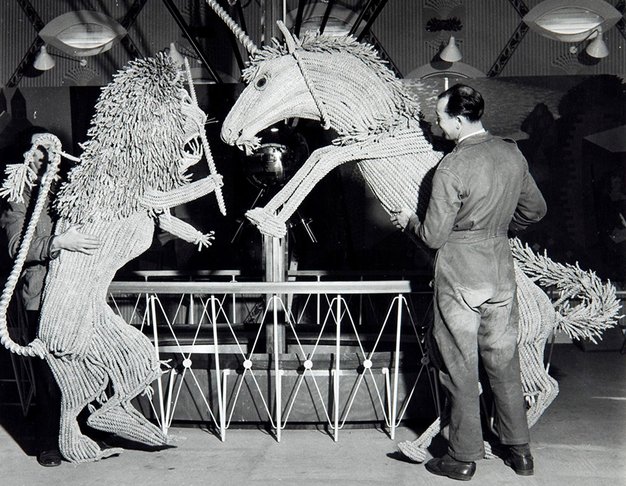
xmin=440 ymin=36 xmax=462 ymax=62
xmin=168 ymin=42 xmax=185 ymax=67
xmin=33 ymin=45 xmax=56 ymax=71
xmin=586 ymin=33 xmax=609 ymax=58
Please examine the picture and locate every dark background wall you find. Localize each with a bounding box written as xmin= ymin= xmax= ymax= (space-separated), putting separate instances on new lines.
xmin=1 ymin=1 xmax=625 ymax=87
xmin=0 ymin=1 xmax=625 ymax=280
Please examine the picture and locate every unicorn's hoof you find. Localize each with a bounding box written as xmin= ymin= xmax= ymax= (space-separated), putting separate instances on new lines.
xmin=246 ymin=207 xmax=270 ymax=226
xmin=257 ymin=217 xmax=287 ymax=238
xmin=246 ymin=208 xmax=287 ymax=238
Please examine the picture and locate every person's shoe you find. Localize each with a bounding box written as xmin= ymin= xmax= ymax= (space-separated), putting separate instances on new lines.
xmin=425 ymin=454 xmax=476 ymax=481
xmin=37 ymin=449 xmax=62 ymax=467
xmin=504 ymin=444 xmax=534 ymax=476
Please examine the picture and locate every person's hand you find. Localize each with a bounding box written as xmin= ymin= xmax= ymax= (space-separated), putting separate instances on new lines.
xmin=390 ymin=209 xmax=413 ymax=231
xmin=51 ymin=226 xmax=101 ymax=255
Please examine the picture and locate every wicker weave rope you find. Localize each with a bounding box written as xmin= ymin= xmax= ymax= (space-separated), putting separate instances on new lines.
xmin=0 ymin=55 xmax=223 ymax=463
xmin=222 ymin=28 xmax=621 ymax=460
xmin=223 ymin=32 xmax=438 ymax=237
xmin=205 ymin=0 xmax=258 ymax=56
xmin=183 ymin=57 xmax=226 ymax=216
xmin=0 ymin=134 xmax=61 ymax=358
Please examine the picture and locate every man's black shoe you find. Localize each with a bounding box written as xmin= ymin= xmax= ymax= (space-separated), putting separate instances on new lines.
xmin=425 ymin=454 xmax=476 ymax=481
xmin=504 ymin=444 xmax=534 ymax=476
xmin=37 ymin=449 xmax=62 ymax=467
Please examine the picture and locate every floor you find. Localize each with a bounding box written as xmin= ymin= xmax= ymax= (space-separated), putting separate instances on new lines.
xmin=0 ymin=344 xmax=624 ymax=486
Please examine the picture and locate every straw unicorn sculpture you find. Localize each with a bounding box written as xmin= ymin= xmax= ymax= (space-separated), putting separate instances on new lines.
xmin=0 ymin=55 xmax=224 ymax=463
xmin=209 ymin=2 xmax=619 ymax=461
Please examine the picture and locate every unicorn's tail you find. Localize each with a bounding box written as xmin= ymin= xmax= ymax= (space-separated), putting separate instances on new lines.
xmin=510 ymin=237 xmax=621 ymax=343
xmin=0 ymin=134 xmax=63 ymax=358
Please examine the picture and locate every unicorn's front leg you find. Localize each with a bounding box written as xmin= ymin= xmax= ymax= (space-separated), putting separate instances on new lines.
xmin=264 ymin=146 xmax=335 ymax=213
xmin=246 ymin=148 xmax=328 ymax=237
xmin=247 ymin=144 xmax=366 ymax=237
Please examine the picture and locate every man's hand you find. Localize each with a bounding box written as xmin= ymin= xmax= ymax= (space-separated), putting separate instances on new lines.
xmin=390 ymin=208 xmax=414 ymax=231
xmin=51 ymin=226 xmax=102 ymax=255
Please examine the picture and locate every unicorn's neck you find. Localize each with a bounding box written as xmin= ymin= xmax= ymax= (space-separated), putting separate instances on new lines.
xmin=303 ymin=53 xmax=405 ymax=137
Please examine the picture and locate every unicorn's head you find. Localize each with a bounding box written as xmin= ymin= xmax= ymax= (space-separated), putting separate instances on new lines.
xmin=221 ymin=30 xmax=320 ymax=154
xmin=222 ymin=22 xmax=418 ymax=154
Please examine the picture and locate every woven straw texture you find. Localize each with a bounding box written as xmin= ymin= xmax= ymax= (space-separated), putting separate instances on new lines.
xmin=0 ymin=54 xmax=221 ymax=463
xmin=223 ymin=30 xmax=621 ymax=460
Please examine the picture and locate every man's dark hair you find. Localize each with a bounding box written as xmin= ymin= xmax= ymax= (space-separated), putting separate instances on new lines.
xmin=438 ymin=84 xmax=484 ymax=122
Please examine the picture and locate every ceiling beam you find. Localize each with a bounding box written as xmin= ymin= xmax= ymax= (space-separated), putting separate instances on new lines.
xmin=318 ymin=0 xmax=335 ymax=35
xmin=356 ymin=0 xmax=389 ymax=42
xmin=487 ymin=22 xmax=529 ymax=77
xmin=486 ymin=0 xmax=530 ymax=77
xmin=615 ymin=0 xmax=626 ymax=41
xmin=5 ymin=0 xmax=45 ymax=87
xmin=162 ymin=0 xmax=223 ymax=83
xmin=294 ymin=0 xmax=306 ymax=37
xmin=348 ymin=0 xmax=376 ymax=37
xmin=118 ymin=0 xmax=149 ymax=59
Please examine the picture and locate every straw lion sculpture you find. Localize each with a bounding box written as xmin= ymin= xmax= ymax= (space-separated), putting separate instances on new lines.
xmin=213 ymin=12 xmax=620 ymax=461
xmin=0 ymin=54 xmax=223 ymax=463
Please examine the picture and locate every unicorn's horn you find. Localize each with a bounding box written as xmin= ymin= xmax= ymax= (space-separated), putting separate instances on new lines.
xmin=206 ymin=0 xmax=258 ymax=56
xmin=277 ymin=20 xmax=298 ymax=53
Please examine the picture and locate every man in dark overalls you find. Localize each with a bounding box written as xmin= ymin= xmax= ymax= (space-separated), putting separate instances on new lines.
xmin=1 ymin=128 xmax=101 ymax=466
xmin=391 ymin=84 xmax=546 ymax=481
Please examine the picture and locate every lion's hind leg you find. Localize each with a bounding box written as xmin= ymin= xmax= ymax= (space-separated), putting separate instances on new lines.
xmin=85 ymin=309 xmax=169 ymax=446
xmin=87 ymin=401 xmax=169 ymax=447
xmin=47 ymin=356 xmax=124 ymax=463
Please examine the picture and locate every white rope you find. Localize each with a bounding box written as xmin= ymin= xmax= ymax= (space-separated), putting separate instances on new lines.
xmin=0 ymin=133 xmax=63 ymax=358
xmin=205 ymin=0 xmax=258 ymax=55
xmin=184 ymin=57 xmax=227 ymax=216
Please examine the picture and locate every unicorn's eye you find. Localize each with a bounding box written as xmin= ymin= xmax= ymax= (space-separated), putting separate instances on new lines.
xmin=255 ymin=76 xmax=268 ymax=90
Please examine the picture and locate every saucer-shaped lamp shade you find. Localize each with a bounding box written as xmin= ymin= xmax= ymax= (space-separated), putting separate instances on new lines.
xmin=39 ymin=10 xmax=127 ymax=57
xmin=33 ymin=45 xmax=56 ymax=71
xmin=586 ymin=33 xmax=609 ymax=58
xmin=440 ymin=36 xmax=462 ymax=62
xmin=523 ymin=0 xmax=621 ymax=42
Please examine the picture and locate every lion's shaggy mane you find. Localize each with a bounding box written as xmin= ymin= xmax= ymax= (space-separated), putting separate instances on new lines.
xmin=56 ymin=54 xmax=191 ymax=223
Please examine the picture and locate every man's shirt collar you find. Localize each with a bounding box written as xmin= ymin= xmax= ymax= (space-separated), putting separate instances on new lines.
xmin=457 ymin=128 xmax=486 ymax=144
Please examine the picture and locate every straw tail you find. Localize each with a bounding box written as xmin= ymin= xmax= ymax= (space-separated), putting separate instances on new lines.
xmin=510 ymin=237 xmax=621 ymax=342
xmin=0 ymin=133 xmax=64 ymax=358
xmin=205 ymin=0 xmax=258 ymax=56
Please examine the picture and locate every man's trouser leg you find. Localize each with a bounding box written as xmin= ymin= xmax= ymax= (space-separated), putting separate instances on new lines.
xmin=433 ymin=284 xmax=484 ymax=462
xmin=478 ymin=297 xmax=530 ymax=446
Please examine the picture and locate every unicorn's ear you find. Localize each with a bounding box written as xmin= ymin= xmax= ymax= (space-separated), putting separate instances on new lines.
xmin=277 ymin=20 xmax=298 ymax=53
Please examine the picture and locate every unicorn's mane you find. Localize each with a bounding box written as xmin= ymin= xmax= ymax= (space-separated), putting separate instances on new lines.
xmin=243 ymin=33 xmax=419 ymax=121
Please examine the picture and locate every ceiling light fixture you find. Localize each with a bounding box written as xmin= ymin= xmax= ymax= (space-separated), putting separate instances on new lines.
xmin=33 ymin=45 xmax=56 ymax=71
xmin=585 ymin=31 xmax=609 ymax=58
xmin=168 ymin=42 xmax=185 ymax=67
xmin=523 ymin=0 xmax=621 ymax=45
xmin=568 ymin=28 xmax=610 ymax=58
xmin=32 ymin=44 xmax=89 ymax=71
xmin=38 ymin=10 xmax=127 ymax=58
xmin=440 ymin=36 xmax=462 ymax=62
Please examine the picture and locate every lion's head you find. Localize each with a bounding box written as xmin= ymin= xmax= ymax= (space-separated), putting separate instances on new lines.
xmin=56 ymin=54 xmax=208 ymax=223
